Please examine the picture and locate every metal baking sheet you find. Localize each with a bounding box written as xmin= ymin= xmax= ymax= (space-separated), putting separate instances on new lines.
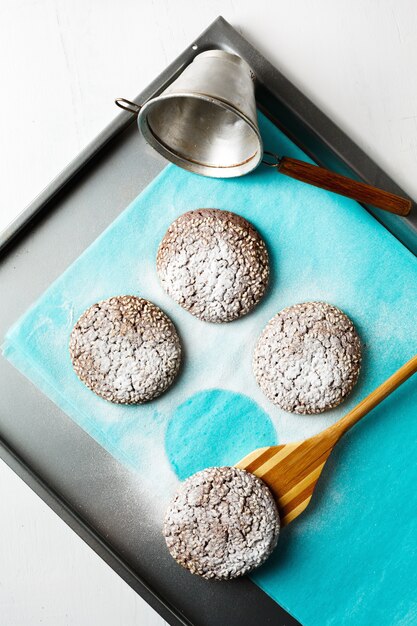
xmin=1 ymin=17 xmax=415 ymax=626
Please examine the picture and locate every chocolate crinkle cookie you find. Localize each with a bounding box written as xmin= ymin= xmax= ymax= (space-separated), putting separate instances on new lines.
xmin=156 ymin=209 xmax=269 ymax=323
xmin=164 ymin=466 xmax=280 ymax=580
xmin=69 ymin=295 xmax=181 ymax=404
xmin=253 ymin=302 xmax=362 ymax=414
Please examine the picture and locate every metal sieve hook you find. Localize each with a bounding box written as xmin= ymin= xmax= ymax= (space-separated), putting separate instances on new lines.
xmin=115 ymin=98 xmax=141 ymax=115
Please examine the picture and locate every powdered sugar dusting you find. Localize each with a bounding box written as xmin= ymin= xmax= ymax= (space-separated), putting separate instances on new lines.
xmin=69 ymin=295 xmax=182 ymax=404
xmin=253 ymin=302 xmax=362 ymax=414
xmin=164 ymin=466 xmax=280 ymax=580
xmin=156 ymin=209 xmax=269 ymax=323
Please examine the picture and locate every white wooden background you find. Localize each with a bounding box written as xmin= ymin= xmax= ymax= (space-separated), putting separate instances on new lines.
xmin=1 ymin=1 xmax=416 ymax=624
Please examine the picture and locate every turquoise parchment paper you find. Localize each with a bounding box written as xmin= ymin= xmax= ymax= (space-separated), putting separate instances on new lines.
xmin=3 ymin=114 xmax=417 ymax=625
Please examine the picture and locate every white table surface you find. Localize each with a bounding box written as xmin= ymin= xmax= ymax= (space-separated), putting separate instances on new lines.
xmin=1 ymin=1 xmax=416 ymax=624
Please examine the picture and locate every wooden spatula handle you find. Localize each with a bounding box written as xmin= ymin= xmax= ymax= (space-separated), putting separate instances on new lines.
xmin=278 ymin=156 xmax=412 ymax=216
xmin=327 ymin=355 xmax=417 ymax=440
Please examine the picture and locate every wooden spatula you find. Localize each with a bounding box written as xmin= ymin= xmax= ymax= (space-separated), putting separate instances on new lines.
xmin=236 ymin=355 xmax=417 ymax=527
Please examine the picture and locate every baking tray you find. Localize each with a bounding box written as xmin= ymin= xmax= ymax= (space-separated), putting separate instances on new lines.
xmin=1 ymin=17 xmax=415 ymax=626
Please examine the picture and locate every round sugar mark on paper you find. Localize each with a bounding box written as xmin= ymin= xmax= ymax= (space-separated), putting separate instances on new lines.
xmin=165 ymin=389 xmax=278 ymax=480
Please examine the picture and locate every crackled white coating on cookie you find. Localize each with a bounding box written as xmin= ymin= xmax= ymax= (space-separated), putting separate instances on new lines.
xmin=164 ymin=466 xmax=280 ymax=580
xmin=156 ymin=209 xmax=269 ymax=323
xmin=253 ymin=302 xmax=362 ymax=414
xmin=69 ymin=296 xmax=181 ymax=404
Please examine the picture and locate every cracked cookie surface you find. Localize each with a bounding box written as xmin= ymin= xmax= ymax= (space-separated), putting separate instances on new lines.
xmin=69 ymin=295 xmax=181 ymax=404
xmin=156 ymin=209 xmax=269 ymax=323
xmin=253 ymin=302 xmax=362 ymax=414
xmin=164 ymin=466 xmax=280 ymax=580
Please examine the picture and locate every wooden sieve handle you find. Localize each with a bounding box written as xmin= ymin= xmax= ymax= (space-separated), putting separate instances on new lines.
xmin=277 ymin=156 xmax=412 ymax=216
